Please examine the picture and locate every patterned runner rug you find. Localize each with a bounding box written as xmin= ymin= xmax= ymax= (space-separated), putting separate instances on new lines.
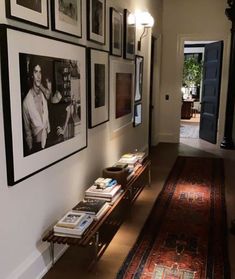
xmin=117 ymin=156 xmax=230 ymax=279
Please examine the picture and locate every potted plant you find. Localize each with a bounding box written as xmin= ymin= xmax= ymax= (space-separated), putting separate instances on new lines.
xmin=182 ymin=57 xmax=203 ymax=98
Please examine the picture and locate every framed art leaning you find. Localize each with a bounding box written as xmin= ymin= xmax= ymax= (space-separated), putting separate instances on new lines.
xmin=87 ymin=48 xmax=109 ymax=128
xmin=0 ymin=26 xmax=87 ymax=186
xmin=5 ymin=0 xmax=49 ymax=28
xmin=51 ymin=0 xmax=82 ymax=37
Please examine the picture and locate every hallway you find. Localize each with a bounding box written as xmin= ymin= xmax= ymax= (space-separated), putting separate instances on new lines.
xmin=43 ymin=141 xmax=235 ymax=279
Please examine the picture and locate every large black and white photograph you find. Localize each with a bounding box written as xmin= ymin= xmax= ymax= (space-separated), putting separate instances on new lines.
xmin=124 ymin=9 xmax=136 ymax=60
xmin=110 ymin=58 xmax=134 ymax=134
xmin=0 ymin=27 xmax=87 ymax=185
xmin=110 ymin=8 xmax=122 ymax=57
xmin=135 ymin=55 xmax=144 ymax=102
xmin=87 ymin=0 xmax=106 ymax=44
xmin=6 ymin=0 xmax=48 ymax=28
xmin=20 ymin=54 xmax=81 ymax=156
xmin=88 ymin=48 xmax=109 ymax=128
xmin=52 ymin=0 xmax=82 ymax=37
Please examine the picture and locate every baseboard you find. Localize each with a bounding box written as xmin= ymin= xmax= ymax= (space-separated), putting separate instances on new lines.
xmin=5 ymin=242 xmax=68 ymax=279
xmin=159 ymin=133 xmax=179 ymax=143
xmin=151 ymin=135 xmax=160 ymax=146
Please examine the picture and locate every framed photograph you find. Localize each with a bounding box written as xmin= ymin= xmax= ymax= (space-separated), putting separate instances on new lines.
xmin=87 ymin=48 xmax=109 ymax=128
xmin=87 ymin=0 xmax=106 ymax=44
xmin=5 ymin=0 xmax=49 ymax=28
xmin=135 ymin=55 xmax=144 ymax=102
xmin=110 ymin=7 xmax=122 ymax=57
xmin=110 ymin=58 xmax=135 ymax=133
xmin=0 ymin=26 xmax=87 ymax=186
xmin=133 ymin=102 xmax=142 ymax=127
xmin=123 ymin=9 xmax=136 ymax=60
xmin=51 ymin=0 xmax=82 ymax=38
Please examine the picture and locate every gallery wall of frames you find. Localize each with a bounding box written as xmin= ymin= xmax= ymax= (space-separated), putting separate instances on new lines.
xmin=0 ymin=0 xmax=145 ymax=186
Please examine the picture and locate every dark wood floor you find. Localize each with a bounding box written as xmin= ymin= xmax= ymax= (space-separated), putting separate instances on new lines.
xmin=43 ymin=141 xmax=235 ymax=279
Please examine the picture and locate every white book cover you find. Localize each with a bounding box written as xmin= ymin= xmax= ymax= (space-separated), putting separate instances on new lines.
xmin=85 ymin=182 xmax=117 ymax=194
xmin=54 ymin=215 xmax=94 ymax=236
xmin=85 ymin=184 xmax=121 ymax=198
xmin=56 ymin=211 xmax=87 ymax=229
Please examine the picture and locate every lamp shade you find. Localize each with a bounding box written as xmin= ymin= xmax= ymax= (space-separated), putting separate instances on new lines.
xmin=127 ymin=13 xmax=136 ymax=25
xmin=136 ymin=11 xmax=154 ymax=27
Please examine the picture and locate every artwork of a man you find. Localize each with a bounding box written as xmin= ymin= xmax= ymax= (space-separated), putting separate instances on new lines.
xmin=22 ymin=63 xmax=51 ymax=154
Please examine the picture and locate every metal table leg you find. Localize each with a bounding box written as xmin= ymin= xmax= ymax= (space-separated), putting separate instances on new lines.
xmin=50 ymin=242 xmax=54 ymax=266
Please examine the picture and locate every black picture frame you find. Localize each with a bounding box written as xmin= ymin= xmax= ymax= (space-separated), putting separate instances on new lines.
xmin=51 ymin=0 xmax=82 ymax=38
xmin=110 ymin=7 xmax=122 ymax=57
xmin=0 ymin=25 xmax=87 ymax=186
xmin=87 ymin=0 xmax=106 ymax=45
xmin=135 ymin=55 xmax=144 ymax=102
xmin=5 ymin=0 xmax=49 ymax=28
xmin=87 ymin=48 xmax=109 ymax=128
xmin=123 ymin=9 xmax=136 ymax=60
xmin=133 ymin=102 xmax=142 ymax=127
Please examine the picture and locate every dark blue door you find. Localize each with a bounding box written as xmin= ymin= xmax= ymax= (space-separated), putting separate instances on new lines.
xmin=199 ymin=41 xmax=223 ymax=143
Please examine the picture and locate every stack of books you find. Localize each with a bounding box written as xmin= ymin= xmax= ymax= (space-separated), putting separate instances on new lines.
xmin=72 ymin=198 xmax=110 ymax=220
xmin=117 ymin=153 xmax=145 ymax=178
xmin=134 ymin=152 xmax=147 ymax=163
xmin=84 ymin=178 xmax=123 ymax=204
xmin=53 ymin=211 xmax=93 ymax=238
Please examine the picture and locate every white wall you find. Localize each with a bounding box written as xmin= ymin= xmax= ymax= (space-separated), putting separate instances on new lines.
xmin=156 ymin=0 xmax=231 ymax=144
xmin=0 ymin=1 xmax=160 ymax=278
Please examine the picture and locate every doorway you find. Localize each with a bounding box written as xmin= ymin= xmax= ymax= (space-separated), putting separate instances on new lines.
xmin=180 ymin=43 xmax=204 ymax=140
xmin=180 ymin=40 xmax=223 ymax=144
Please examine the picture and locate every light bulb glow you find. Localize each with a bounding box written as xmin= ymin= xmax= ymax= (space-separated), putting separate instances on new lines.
xmin=127 ymin=13 xmax=136 ymax=25
xmin=135 ymin=11 xmax=154 ymax=27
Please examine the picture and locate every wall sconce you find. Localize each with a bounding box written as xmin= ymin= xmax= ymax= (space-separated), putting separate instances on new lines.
xmin=136 ymin=11 xmax=154 ymax=51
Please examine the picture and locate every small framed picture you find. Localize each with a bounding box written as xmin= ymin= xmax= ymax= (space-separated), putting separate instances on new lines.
xmin=123 ymin=9 xmax=136 ymax=60
xmin=87 ymin=0 xmax=106 ymax=44
xmin=110 ymin=7 xmax=122 ymax=57
xmin=133 ymin=102 xmax=142 ymax=127
xmin=135 ymin=55 xmax=144 ymax=102
xmin=87 ymin=48 xmax=109 ymax=128
xmin=5 ymin=0 xmax=49 ymax=28
xmin=51 ymin=0 xmax=82 ymax=38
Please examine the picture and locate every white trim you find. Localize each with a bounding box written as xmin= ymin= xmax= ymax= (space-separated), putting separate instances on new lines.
xmin=159 ymin=133 xmax=179 ymax=143
xmin=5 ymin=243 xmax=68 ymax=279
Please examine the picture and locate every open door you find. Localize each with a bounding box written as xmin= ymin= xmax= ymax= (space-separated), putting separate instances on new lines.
xmin=199 ymin=41 xmax=223 ymax=143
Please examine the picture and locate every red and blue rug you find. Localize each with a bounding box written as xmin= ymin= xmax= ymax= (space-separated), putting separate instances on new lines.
xmin=117 ymin=156 xmax=230 ymax=279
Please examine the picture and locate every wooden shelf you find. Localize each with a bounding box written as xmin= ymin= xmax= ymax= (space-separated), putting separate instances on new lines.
xmin=42 ymin=159 xmax=151 ymax=267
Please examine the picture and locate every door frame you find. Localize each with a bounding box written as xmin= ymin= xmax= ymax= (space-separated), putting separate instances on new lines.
xmin=176 ymin=34 xmax=230 ymax=146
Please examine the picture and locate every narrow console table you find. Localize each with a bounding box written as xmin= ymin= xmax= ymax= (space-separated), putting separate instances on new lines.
xmin=42 ymin=159 xmax=151 ymax=267
xmin=181 ymin=99 xmax=195 ymax=119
